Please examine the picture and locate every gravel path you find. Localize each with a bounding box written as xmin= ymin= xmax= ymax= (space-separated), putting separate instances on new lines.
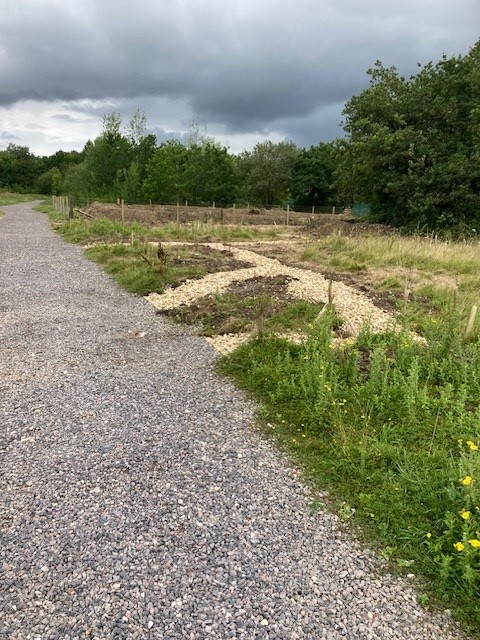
xmin=0 ymin=203 xmax=464 ymax=640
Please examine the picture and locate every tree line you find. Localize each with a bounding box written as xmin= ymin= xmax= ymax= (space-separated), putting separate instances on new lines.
xmin=1 ymin=40 xmax=478 ymax=230
xmin=0 ymin=111 xmax=337 ymax=210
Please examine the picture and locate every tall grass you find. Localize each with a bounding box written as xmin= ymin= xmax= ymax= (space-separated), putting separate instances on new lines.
xmin=302 ymin=234 xmax=480 ymax=275
xmin=39 ymin=206 xmax=282 ymax=244
xmin=302 ymin=234 xmax=480 ymax=333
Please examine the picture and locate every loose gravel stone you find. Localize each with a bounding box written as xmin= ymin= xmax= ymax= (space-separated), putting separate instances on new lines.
xmin=146 ymin=242 xmax=395 ymax=335
xmin=0 ymin=203 xmax=465 ymax=639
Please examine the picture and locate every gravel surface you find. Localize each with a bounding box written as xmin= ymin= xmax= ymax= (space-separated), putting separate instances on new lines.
xmin=0 ymin=203 xmax=464 ymax=639
xmin=147 ymin=243 xmax=394 ymax=335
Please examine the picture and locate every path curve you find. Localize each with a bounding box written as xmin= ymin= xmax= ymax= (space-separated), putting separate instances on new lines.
xmin=0 ymin=203 xmax=463 ymax=639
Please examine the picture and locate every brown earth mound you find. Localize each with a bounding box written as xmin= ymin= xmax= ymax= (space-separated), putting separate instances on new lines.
xmin=303 ymin=214 xmax=396 ymax=237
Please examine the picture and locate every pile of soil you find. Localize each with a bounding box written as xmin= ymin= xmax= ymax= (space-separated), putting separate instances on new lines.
xmin=303 ymin=214 xmax=396 ymax=237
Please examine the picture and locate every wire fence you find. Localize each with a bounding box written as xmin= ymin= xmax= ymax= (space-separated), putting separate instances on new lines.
xmin=54 ymin=195 xmax=351 ymax=216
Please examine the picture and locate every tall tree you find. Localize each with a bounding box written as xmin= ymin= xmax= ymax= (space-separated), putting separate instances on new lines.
xmin=237 ymin=141 xmax=299 ymax=206
xmin=0 ymin=144 xmax=42 ymax=191
xmin=335 ymin=41 xmax=480 ymax=229
xmin=143 ymin=140 xmax=187 ymax=203
xmin=143 ymin=138 xmax=236 ymax=205
xmin=291 ymin=142 xmax=337 ymax=206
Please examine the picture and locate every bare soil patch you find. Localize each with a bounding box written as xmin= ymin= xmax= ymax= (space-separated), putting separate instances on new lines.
xmin=167 ymin=244 xmax=253 ymax=279
xmin=165 ymin=275 xmax=299 ymax=336
xmin=303 ymin=214 xmax=395 ymax=237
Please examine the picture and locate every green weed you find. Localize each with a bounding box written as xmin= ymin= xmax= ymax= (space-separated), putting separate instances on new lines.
xmin=84 ymin=243 xmax=205 ymax=295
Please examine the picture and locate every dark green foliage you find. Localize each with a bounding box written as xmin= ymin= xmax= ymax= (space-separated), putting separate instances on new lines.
xmin=0 ymin=143 xmax=44 ymax=191
xmin=335 ymin=41 xmax=480 ymax=230
xmin=143 ymin=140 xmax=187 ymax=203
xmin=291 ymin=142 xmax=337 ymax=206
xmin=237 ymin=141 xmax=299 ymax=206
xmin=143 ymin=139 xmax=237 ymax=205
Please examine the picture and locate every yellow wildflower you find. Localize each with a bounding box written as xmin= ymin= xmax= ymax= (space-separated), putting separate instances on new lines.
xmin=426 ymin=532 xmax=432 ymax=539
xmin=468 ymin=539 xmax=480 ymax=548
xmin=466 ymin=440 xmax=479 ymax=451
xmin=461 ymin=476 xmax=473 ymax=486
xmin=460 ymin=510 xmax=472 ymax=520
xmin=453 ymin=542 xmax=465 ymax=551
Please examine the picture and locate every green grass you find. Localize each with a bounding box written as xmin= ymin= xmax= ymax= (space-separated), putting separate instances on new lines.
xmin=171 ymin=294 xmax=325 ymax=337
xmin=302 ymin=234 xmax=480 ymax=338
xmin=38 ymin=205 xmax=283 ymax=244
xmin=84 ymin=242 xmax=206 ymax=295
xmin=302 ymin=234 xmax=480 ymax=275
xmin=219 ymin=312 xmax=480 ymax=636
xmin=0 ymin=190 xmax=44 ymax=205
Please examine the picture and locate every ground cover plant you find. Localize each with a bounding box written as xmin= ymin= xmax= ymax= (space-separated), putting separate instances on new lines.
xmin=169 ymin=278 xmax=326 ymax=337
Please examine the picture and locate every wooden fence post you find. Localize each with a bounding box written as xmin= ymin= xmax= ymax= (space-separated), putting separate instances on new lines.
xmin=67 ymin=196 xmax=74 ymax=219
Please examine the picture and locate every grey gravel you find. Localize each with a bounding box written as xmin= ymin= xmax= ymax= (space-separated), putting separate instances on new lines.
xmin=0 ymin=203 xmax=465 ymax=639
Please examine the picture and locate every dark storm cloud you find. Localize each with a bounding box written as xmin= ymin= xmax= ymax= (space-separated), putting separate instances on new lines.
xmin=0 ymin=131 xmax=19 ymax=140
xmin=0 ymin=0 xmax=478 ymax=146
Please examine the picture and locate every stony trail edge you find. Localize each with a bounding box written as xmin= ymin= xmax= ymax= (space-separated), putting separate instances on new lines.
xmin=0 ymin=203 xmax=464 ymax=639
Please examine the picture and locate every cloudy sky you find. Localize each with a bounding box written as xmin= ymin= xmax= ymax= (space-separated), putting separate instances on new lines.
xmin=0 ymin=0 xmax=478 ymax=157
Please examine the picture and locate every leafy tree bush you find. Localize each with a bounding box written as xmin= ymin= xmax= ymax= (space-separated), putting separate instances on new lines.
xmin=237 ymin=141 xmax=299 ymax=206
xmin=335 ymin=41 xmax=480 ymax=230
xmin=143 ymin=139 xmax=236 ymax=205
xmin=291 ymin=142 xmax=337 ymax=206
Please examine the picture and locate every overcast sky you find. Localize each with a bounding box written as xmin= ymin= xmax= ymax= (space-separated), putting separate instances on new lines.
xmin=0 ymin=0 xmax=478 ymax=157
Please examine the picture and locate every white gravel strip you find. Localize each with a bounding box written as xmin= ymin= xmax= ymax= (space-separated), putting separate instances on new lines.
xmin=146 ymin=243 xmax=395 ymax=335
xmin=0 ymin=204 xmax=464 ymax=640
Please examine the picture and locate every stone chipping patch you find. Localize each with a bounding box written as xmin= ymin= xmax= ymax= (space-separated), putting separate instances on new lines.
xmin=146 ymin=242 xmax=398 ymax=353
xmin=0 ymin=204 xmax=466 ymax=639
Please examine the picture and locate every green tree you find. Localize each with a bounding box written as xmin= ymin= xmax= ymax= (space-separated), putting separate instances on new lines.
xmin=291 ymin=142 xmax=337 ymax=206
xmin=183 ymin=141 xmax=237 ymax=205
xmin=143 ymin=140 xmax=187 ymax=203
xmin=335 ymin=41 xmax=480 ymax=230
xmin=237 ymin=141 xmax=299 ymax=206
xmin=143 ymin=138 xmax=237 ymax=205
xmin=0 ymin=144 xmax=42 ymax=191
xmin=35 ymin=167 xmax=62 ymax=195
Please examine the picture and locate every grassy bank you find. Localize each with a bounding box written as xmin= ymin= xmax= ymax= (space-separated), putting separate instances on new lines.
xmin=39 ymin=204 xmax=282 ymax=244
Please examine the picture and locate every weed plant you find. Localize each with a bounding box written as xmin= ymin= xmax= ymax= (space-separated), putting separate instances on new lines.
xmin=219 ymin=310 xmax=480 ymax=634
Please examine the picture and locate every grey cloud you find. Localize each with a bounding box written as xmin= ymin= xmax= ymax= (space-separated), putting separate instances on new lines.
xmin=0 ymin=0 xmax=478 ymax=147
